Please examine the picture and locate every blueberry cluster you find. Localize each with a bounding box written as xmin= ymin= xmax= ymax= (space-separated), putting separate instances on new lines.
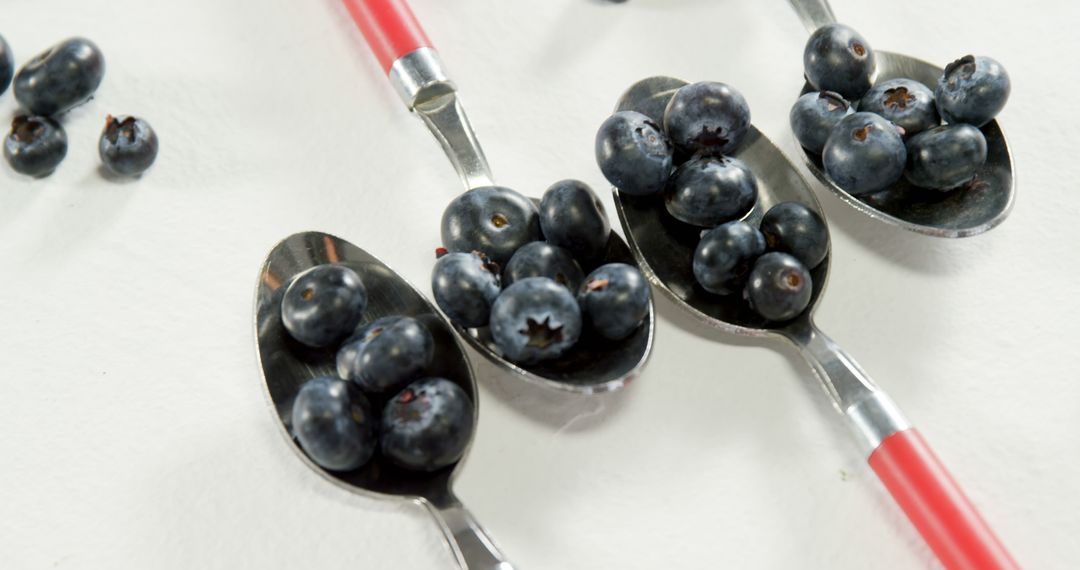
xmin=792 ymin=24 xmax=1009 ymax=195
xmin=0 ymin=35 xmax=157 ymax=178
xmin=433 ymin=180 xmax=651 ymax=365
xmin=280 ymin=263 xmax=474 ymax=473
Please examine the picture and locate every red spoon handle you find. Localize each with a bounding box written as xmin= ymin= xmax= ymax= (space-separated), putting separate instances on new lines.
xmin=342 ymin=0 xmax=432 ymax=72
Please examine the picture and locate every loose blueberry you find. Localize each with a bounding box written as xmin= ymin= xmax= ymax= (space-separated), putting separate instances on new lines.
xmin=14 ymin=37 xmax=105 ymax=116
xmin=490 ymin=277 xmax=582 ymax=364
xmin=790 ymin=91 xmax=854 ymax=155
xmin=431 ymin=251 xmax=501 ymax=328
xmin=381 ymin=377 xmax=474 ymax=472
xmin=0 ymin=34 xmax=13 ymax=95
xmin=3 ymin=115 xmax=67 ymax=177
xmin=858 ymin=78 xmax=939 ymax=137
xmin=441 ymin=186 xmax=542 ymax=266
xmin=744 ymin=252 xmax=812 ymax=322
xmin=595 ymin=111 xmax=673 ymax=196
xmin=663 ymin=81 xmax=751 ymax=157
xmin=577 ymin=263 xmax=651 ymax=340
xmin=759 ymin=202 xmax=829 ymax=270
xmin=337 ymin=315 xmax=434 ymax=394
xmin=904 ymin=125 xmax=987 ymax=191
xmin=281 ymin=264 xmax=368 ymax=348
xmin=823 ymin=112 xmax=906 ymax=196
xmin=539 ymin=179 xmax=610 ymax=263
xmin=503 ymin=241 xmax=584 ymax=292
xmin=935 ymin=55 xmax=1010 ymax=127
xmin=803 ymin=23 xmax=876 ymax=100
xmin=292 ymin=377 xmax=376 ymax=472
xmin=665 ymin=155 xmax=757 ymax=227
xmin=99 ymin=115 xmax=158 ymax=176
xmin=692 ymin=221 xmax=767 ymax=295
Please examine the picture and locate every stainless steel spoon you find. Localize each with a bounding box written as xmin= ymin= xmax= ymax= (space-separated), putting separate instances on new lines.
xmin=613 ymin=76 xmax=1018 ymax=570
xmin=254 ymin=231 xmax=514 ymax=570
xmin=340 ymin=0 xmax=654 ymax=393
xmin=788 ymin=0 xmax=1015 ymax=238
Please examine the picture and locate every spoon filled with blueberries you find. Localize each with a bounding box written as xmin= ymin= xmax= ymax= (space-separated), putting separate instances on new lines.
xmin=603 ymin=76 xmax=1017 ymax=570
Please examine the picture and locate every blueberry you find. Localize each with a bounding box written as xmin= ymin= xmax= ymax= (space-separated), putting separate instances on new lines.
xmin=790 ymin=91 xmax=854 ymax=154
xmin=663 ymin=81 xmax=751 ymax=156
xmin=759 ymin=202 xmax=829 ymax=270
xmin=935 ymin=55 xmax=1010 ymax=127
xmin=336 ymin=315 xmax=434 ymax=394
xmin=281 ymin=264 xmax=368 ymax=348
xmin=904 ymin=125 xmax=987 ymax=191
xmin=490 ymin=277 xmax=582 ymax=364
xmin=595 ymin=111 xmax=673 ymax=196
xmin=665 ymin=156 xmax=757 ymax=227
xmin=803 ymin=23 xmax=875 ymax=100
xmin=3 ymin=116 xmax=67 ymax=177
xmin=823 ymin=112 xmax=906 ymax=196
xmin=381 ymin=377 xmax=474 ymax=472
xmin=858 ymin=78 xmax=939 ymax=137
xmin=431 ymin=251 xmax=501 ymax=328
xmin=503 ymin=242 xmax=584 ymax=292
xmin=744 ymin=252 xmax=812 ymax=322
xmin=14 ymin=37 xmax=105 ymax=116
xmin=0 ymin=34 xmax=13 ymax=95
xmin=539 ymin=179 xmax=610 ymax=263
xmin=692 ymin=221 xmax=766 ymax=295
xmin=441 ymin=186 xmax=541 ymax=266
xmin=99 ymin=115 xmax=158 ymax=177
xmin=577 ymin=263 xmax=651 ymax=340
xmin=292 ymin=377 xmax=376 ymax=472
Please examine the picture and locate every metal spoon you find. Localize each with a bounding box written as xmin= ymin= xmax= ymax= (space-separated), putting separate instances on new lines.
xmin=613 ymin=76 xmax=1018 ymax=570
xmin=340 ymin=0 xmax=654 ymax=393
xmin=787 ymin=0 xmax=1015 ymax=238
xmin=254 ymin=231 xmax=514 ymax=570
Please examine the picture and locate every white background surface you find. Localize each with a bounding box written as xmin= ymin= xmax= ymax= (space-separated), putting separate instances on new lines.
xmin=1 ymin=0 xmax=1077 ymax=568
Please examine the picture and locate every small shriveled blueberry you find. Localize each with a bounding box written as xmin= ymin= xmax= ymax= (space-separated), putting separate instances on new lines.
xmin=381 ymin=377 xmax=474 ymax=472
xmin=490 ymin=277 xmax=581 ymax=364
xmin=744 ymin=252 xmax=812 ymax=322
xmin=336 ymin=316 xmax=434 ymax=394
xmin=790 ymin=91 xmax=854 ymax=154
xmin=281 ymin=264 xmax=368 ymax=347
xmin=14 ymin=37 xmax=105 ymax=116
xmin=503 ymin=242 xmax=584 ymax=292
xmin=935 ymin=55 xmax=1010 ymax=127
xmin=692 ymin=221 xmax=766 ymax=295
xmin=4 ymin=115 xmax=67 ymax=177
xmin=595 ymin=111 xmax=673 ymax=196
xmin=904 ymin=125 xmax=987 ymax=191
xmin=539 ymin=179 xmax=610 ymax=263
xmin=858 ymin=78 xmax=939 ymax=137
xmin=99 ymin=115 xmax=158 ymax=176
xmin=823 ymin=112 xmax=906 ymax=196
xmin=431 ymin=251 xmax=501 ymax=328
xmin=441 ymin=186 xmax=542 ymax=266
xmin=759 ymin=202 xmax=829 ymax=270
xmin=663 ymin=81 xmax=751 ymax=156
xmin=292 ymin=376 xmax=376 ymax=472
xmin=0 ymin=34 xmax=13 ymax=95
xmin=665 ymin=155 xmax=757 ymax=227
xmin=577 ymin=263 xmax=651 ymax=340
xmin=803 ymin=23 xmax=875 ymax=100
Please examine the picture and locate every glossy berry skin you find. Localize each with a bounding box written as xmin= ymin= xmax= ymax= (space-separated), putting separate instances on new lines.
xmin=823 ymin=112 xmax=906 ymax=196
xmin=381 ymin=377 xmax=474 ymax=472
xmin=790 ymin=91 xmax=854 ymax=154
xmin=490 ymin=277 xmax=581 ymax=364
xmin=858 ymin=78 xmax=939 ymax=137
xmin=539 ymin=179 xmax=610 ymax=263
xmin=803 ymin=24 xmax=876 ymax=100
xmin=4 ymin=116 xmax=67 ymax=177
xmin=759 ymin=202 xmax=829 ymax=270
xmin=935 ymin=55 xmax=1010 ymax=127
xmin=577 ymin=263 xmax=651 ymax=340
xmin=595 ymin=111 xmax=673 ymax=196
xmin=744 ymin=253 xmax=812 ymax=322
xmin=441 ymin=186 xmax=541 ymax=266
xmin=14 ymin=37 xmax=105 ymax=116
xmin=904 ymin=125 xmax=987 ymax=191
xmin=692 ymin=221 xmax=766 ymax=295
xmin=0 ymin=34 xmax=13 ymax=96
xmin=99 ymin=116 xmax=158 ymax=176
xmin=431 ymin=251 xmax=501 ymax=328
xmin=663 ymin=81 xmax=751 ymax=156
xmin=336 ymin=316 xmax=434 ymax=394
xmin=292 ymin=377 xmax=376 ymax=472
xmin=281 ymin=264 xmax=368 ymax=348
xmin=665 ymin=156 xmax=757 ymax=227
xmin=503 ymin=242 xmax=584 ymax=292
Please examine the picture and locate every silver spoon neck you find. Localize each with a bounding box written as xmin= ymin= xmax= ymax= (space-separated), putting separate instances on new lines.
xmin=787 ymin=0 xmax=837 ymax=33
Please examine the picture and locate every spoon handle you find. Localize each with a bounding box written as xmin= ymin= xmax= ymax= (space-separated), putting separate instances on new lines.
xmin=426 ymin=499 xmax=516 ymax=570
xmin=786 ymin=0 xmax=837 ymax=32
